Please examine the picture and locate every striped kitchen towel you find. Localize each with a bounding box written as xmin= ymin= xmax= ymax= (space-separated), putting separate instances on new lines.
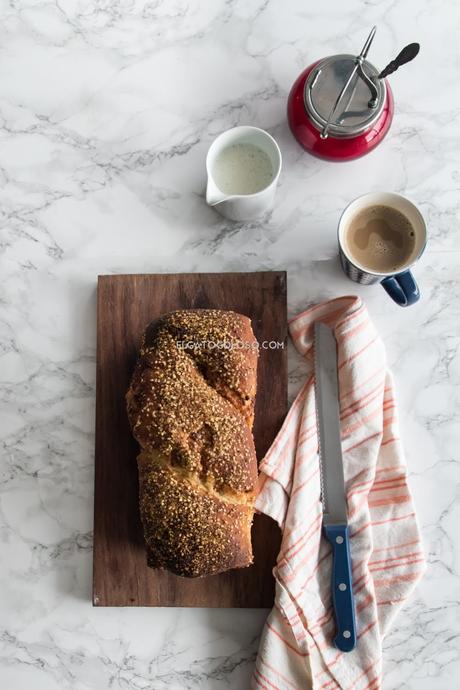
xmin=252 ymin=296 xmax=425 ymax=690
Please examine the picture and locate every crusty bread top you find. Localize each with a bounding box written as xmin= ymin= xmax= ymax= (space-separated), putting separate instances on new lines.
xmin=137 ymin=451 xmax=254 ymax=577
xmin=127 ymin=309 xmax=259 ymax=497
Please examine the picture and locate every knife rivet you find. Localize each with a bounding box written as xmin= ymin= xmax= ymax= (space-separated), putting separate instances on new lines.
xmin=336 ymin=536 xmax=344 ymax=544
xmin=338 ymin=583 xmax=347 ymax=591
xmin=343 ymin=630 xmax=351 ymax=639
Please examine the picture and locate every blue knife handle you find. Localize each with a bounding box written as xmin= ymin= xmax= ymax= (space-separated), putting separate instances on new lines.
xmin=323 ymin=524 xmax=357 ymax=652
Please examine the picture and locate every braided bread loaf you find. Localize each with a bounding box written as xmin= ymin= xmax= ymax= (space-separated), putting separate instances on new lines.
xmin=126 ymin=309 xmax=259 ymax=578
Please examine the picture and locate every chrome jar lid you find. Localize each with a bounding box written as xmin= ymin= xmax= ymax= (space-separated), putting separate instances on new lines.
xmin=304 ymin=54 xmax=386 ymax=139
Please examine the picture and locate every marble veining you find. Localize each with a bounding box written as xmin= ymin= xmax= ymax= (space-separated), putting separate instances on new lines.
xmin=1 ymin=1 xmax=459 ymax=688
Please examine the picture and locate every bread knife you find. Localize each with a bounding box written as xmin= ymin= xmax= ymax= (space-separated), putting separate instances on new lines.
xmin=314 ymin=321 xmax=356 ymax=652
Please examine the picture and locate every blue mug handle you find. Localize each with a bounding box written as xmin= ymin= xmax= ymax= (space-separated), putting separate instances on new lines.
xmin=381 ymin=270 xmax=420 ymax=307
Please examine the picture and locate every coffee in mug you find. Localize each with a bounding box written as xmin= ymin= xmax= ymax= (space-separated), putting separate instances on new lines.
xmin=338 ymin=192 xmax=427 ymax=307
xmin=344 ymin=205 xmax=417 ymax=274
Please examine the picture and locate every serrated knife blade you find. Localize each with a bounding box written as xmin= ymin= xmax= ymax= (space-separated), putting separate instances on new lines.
xmin=314 ymin=321 xmax=348 ymax=525
xmin=314 ymin=321 xmax=356 ymax=652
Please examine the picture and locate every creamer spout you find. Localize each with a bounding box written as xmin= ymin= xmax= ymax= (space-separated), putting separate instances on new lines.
xmin=206 ymin=178 xmax=227 ymax=206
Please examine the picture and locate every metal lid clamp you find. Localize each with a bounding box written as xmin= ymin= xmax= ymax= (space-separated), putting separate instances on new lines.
xmin=319 ymin=26 xmax=378 ymax=140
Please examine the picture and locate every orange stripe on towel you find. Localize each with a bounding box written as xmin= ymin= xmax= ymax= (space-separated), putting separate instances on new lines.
xmin=266 ymin=622 xmax=309 ymax=658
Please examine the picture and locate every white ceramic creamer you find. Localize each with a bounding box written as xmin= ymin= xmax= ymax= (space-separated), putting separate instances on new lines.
xmin=206 ymin=126 xmax=282 ymax=221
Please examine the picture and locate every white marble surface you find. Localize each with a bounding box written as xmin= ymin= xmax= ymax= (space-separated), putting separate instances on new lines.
xmin=1 ymin=1 xmax=459 ymax=688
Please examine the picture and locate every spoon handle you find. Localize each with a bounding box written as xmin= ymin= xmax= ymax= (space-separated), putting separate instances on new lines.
xmin=378 ymin=42 xmax=420 ymax=79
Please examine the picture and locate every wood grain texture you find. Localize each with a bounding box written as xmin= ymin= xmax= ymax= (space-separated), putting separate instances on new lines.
xmin=93 ymin=272 xmax=287 ymax=607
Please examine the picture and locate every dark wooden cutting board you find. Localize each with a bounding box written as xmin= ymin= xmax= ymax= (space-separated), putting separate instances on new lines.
xmin=93 ymin=272 xmax=287 ymax=607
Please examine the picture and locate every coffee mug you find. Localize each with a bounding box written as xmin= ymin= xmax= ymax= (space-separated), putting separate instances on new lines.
xmin=206 ymin=126 xmax=282 ymax=221
xmin=338 ymin=192 xmax=427 ymax=307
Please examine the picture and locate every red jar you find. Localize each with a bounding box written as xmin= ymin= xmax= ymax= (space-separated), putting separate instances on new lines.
xmin=287 ymin=55 xmax=394 ymax=161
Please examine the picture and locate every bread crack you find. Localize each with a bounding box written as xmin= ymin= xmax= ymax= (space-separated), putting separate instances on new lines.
xmin=144 ymin=449 xmax=254 ymax=507
xmin=177 ymin=344 xmax=253 ymax=424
